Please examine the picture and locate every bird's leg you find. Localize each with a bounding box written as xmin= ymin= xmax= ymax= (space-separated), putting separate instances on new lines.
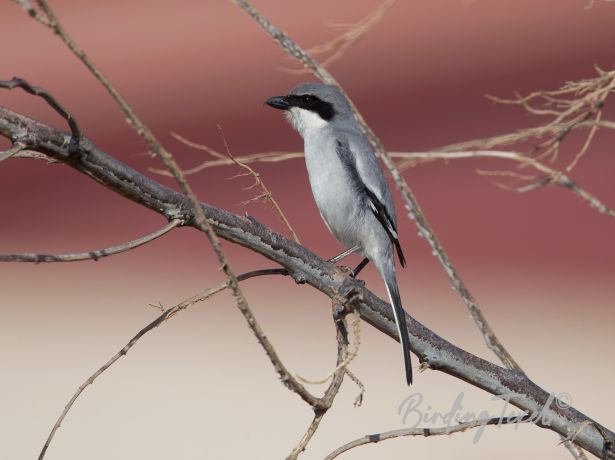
xmin=327 ymin=245 xmax=361 ymax=264
xmin=350 ymin=257 xmax=370 ymax=279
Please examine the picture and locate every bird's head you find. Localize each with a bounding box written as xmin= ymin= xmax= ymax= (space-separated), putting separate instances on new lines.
xmin=265 ymin=83 xmax=352 ymax=136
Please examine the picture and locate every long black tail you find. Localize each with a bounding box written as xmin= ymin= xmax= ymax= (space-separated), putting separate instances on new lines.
xmin=381 ymin=264 xmax=413 ymax=385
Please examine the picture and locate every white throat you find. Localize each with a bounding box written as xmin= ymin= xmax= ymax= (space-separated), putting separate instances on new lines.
xmin=286 ymin=107 xmax=328 ymax=136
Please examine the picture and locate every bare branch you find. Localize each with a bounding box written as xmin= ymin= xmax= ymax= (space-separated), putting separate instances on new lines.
xmin=486 ymin=68 xmax=615 ymax=168
xmin=0 ymin=77 xmax=81 ymax=141
xmin=37 ymin=267 xmax=287 ymax=460
xmin=324 ymin=415 xmax=532 ymax=460
xmin=0 ymin=218 xmax=182 ymax=263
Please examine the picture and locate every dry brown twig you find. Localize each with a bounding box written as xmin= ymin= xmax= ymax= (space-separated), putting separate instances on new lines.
xmin=281 ymin=0 xmax=396 ymax=74
xmin=396 ymin=150 xmax=615 ymax=219
xmin=486 ymin=67 xmax=615 ymax=172
xmin=168 ymin=129 xmax=301 ymax=244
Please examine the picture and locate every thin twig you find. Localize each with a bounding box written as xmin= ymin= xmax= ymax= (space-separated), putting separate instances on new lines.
xmin=234 ymin=0 xmax=523 ymax=372
xmin=324 ymin=416 xmax=532 ymax=460
xmin=288 ymin=413 xmax=326 ymax=460
xmin=38 ymin=267 xmax=288 ymax=460
xmin=219 ymin=127 xmax=301 ymax=243
xmin=297 ymin=312 xmax=360 ymax=385
xmin=395 ymin=150 xmax=615 ymax=219
xmin=164 ymin=133 xmax=302 ymax=242
xmin=287 ymin=304 xmax=349 ymax=459
xmin=0 ymin=219 xmax=182 ymax=263
xmin=281 ymin=0 xmax=396 ymax=74
xmin=486 ymin=67 xmax=615 ymax=168
xmin=0 ymin=77 xmax=81 ymax=141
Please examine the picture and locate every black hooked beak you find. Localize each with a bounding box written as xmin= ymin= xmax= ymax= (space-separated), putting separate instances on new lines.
xmin=265 ymin=95 xmax=292 ymax=110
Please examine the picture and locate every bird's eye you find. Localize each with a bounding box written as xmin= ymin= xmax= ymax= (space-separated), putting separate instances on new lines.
xmin=301 ymin=95 xmax=316 ymax=105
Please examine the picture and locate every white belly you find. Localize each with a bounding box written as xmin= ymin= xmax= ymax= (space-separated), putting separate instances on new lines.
xmin=303 ymin=130 xmax=363 ymax=249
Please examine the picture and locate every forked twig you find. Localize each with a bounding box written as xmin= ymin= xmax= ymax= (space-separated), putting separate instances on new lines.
xmin=218 ymin=125 xmax=301 ymax=244
xmin=38 ymin=268 xmax=288 ymax=460
xmin=167 ymin=129 xmax=301 ymax=244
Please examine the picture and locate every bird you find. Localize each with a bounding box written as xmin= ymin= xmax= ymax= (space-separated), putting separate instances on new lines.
xmin=265 ymin=82 xmax=413 ymax=385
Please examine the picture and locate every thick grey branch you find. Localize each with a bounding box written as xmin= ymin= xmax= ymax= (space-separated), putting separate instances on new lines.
xmin=0 ymin=106 xmax=613 ymax=459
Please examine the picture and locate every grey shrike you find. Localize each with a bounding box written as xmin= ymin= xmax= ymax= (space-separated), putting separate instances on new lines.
xmin=265 ymin=83 xmax=413 ymax=385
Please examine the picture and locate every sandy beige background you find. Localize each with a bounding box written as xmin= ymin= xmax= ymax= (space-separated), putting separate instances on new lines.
xmin=1 ymin=1 xmax=614 ymax=459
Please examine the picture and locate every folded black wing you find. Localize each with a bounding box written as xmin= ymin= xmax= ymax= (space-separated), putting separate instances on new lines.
xmin=335 ymin=137 xmax=406 ymax=267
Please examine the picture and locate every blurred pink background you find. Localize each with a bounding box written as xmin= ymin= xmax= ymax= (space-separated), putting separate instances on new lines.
xmin=1 ymin=1 xmax=614 ymax=459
